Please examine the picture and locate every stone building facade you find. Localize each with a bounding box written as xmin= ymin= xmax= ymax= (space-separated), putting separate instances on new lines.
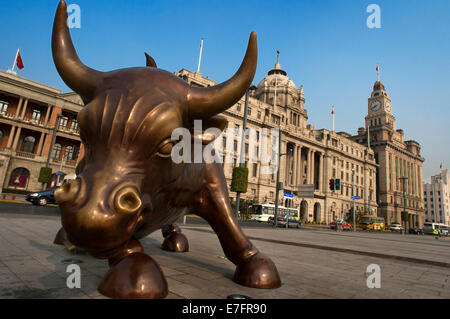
xmin=0 ymin=70 xmax=84 ymax=193
xmin=424 ymin=169 xmax=450 ymax=225
xmin=176 ymin=60 xmax=378 ymax=223
xmin=352 ymin=80 xmax=425 ymax=227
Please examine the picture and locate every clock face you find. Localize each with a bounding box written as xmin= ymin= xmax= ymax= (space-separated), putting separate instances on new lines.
xmin=386 ymin=103 xmax=391 ymax=111
xmin=370 ymin=101 xmax=381 ymax=111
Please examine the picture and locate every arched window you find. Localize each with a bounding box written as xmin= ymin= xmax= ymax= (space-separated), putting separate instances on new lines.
xmin=21 ymin=136 xmax=36 ymax=153
xmin=8 ymin=167 xmax=30 ymax=189
xmin=52 ymin=143 xmax=62 ymax=160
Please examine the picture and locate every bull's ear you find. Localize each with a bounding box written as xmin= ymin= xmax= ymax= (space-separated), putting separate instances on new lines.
xmin=192 ymin=115 xmax=228 ymax=145
xmin=145 ymin=52 xmax=157 ymax=68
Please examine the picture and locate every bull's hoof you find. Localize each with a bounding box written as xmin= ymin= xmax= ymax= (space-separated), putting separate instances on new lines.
xmin=233 ymin=253 xmax=281 ymax=289
xmin=161 ymin=232 xmax=189 ymax=252
xmin=54 ymin=227 xmax=84 ymax=254
xmin=98 ymin=252 xmax=168 ymax=299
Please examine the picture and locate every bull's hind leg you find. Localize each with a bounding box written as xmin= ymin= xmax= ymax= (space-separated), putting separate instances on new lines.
xmin=98 ymin=237 xmax=168 ymax=299
xmin=161 ymin=224 xmax=189 ymax=252
xmin=194 ymin=164 xmax=281 ymax=289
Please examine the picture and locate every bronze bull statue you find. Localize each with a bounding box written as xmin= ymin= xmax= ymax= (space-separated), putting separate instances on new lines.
xmin=52 ymin=0 xmax=281 ymax=299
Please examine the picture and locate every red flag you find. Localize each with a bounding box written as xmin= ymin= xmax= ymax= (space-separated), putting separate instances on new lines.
xmin=440 ymin=163 xmax=442 ymax=169
xmin=376 ymin=65 xmax=379 ymax=72
xmin=16 ymin=52 xmax=24 ymax=70
xmin=331 ymin=106 xmax=335 ymax=115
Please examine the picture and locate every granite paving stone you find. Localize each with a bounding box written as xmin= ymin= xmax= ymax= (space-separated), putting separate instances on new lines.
xmin=1 ymin=214 xmax=449 ymax=299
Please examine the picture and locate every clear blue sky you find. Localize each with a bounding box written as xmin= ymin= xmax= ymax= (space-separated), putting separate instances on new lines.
xmin=1 ymin=0 xmax=449 ymax=182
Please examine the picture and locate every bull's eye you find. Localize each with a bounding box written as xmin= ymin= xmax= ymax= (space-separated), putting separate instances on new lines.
xmin=156 ymin=141 xmax=174 ymax=158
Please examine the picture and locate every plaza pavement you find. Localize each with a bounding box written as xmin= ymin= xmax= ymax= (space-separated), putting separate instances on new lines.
xmin=0 ymin=212 xmax=449 ymax=299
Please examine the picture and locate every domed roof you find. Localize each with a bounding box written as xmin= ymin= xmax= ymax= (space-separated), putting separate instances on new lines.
xmin=257 ymin=59 xmax=297 ymax=90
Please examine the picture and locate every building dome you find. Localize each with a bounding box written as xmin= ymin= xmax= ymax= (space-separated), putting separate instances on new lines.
xmin=252 ymin=52 xmax=305 ymax=110
xmin=256 ymin=59 xmax=297 ymax=90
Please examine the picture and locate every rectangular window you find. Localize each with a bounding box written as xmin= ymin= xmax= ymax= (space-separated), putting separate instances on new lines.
xmin=253 ymin=163 xmax=257 ymax=177
xmin=257 ymin=111 xmax=261 ymax=119
xmin=32 ymin=109 xmax=41 ymax=123
xmin=0 ymin=101 xmax=9 ymax=114
xmin=59 ymin=116 xmax=69 ymax=128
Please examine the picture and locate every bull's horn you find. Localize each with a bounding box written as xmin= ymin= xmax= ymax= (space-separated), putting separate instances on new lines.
xmin=187 ymin=32 xmax=257 ymax=119
xmin=52 ymin=0 xmax=104 ymax=103
xmin=145 ymin=53 xmax=158 ymax=68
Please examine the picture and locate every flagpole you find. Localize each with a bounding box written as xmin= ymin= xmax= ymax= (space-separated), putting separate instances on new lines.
xmin=274 ymin=77 xmax=277 ymax=108
xmin=196 ymin=38 xmax=204 ymax=74
xmin=332 ymin=106 xmax=335 ymax=132
xmin=10 ymin=48 xmax=20 ymax=72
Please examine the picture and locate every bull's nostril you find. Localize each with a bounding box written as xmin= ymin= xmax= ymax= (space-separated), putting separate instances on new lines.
xmin=55 ymin=179 xmax=80 ymax=204
xmin=115 ymin=188 xmax=142 ymax=214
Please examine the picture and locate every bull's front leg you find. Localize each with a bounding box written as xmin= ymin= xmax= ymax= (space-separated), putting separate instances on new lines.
xmin=193 ymin=164 xmax=281 ymax=289
xmin=161 ymin=224 xmax=189 ymax=252
xmin=53 ymin=227 xmax=83 ymax=253
xmin=97 ymin=237 xmax=168 ymax=299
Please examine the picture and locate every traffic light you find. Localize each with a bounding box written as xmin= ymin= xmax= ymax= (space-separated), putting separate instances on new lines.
xmin=335 ymin=179 xmax=341 ymax=191
xmin=329 ymin=179 xmax=335 ymax=191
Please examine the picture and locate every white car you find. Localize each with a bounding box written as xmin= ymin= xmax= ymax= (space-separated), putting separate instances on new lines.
xmin=390 ymin=223 xmax=403 ymax=232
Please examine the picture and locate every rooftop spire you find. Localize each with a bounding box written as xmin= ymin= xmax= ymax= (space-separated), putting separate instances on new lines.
xmin=376 ymin=64 xmax=380 ymax=82
xmin=275 ymin=50 xmax=281 ymax=69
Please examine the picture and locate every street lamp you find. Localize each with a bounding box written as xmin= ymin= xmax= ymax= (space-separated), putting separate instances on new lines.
xmin=234 ymin=85 xmax=257 ymax=218
xmin=43 ymin=113 xmax=63 ymax=190
xmin=352 ymin=169 xmax=356 ymax=232
xmin=273 ymin=129 xmax=289 ymax=228
xmin=399 ymin=176 xmax=408 ymax=235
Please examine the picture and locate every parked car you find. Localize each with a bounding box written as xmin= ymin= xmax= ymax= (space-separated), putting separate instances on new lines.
xmin=390 ymin=223 xmax=403 ymax=232
xmin=269 ymin=213 xmax=301 ymax=228
xmin=408 ymin=227 xmax=424 ymax=235
xmin=330 ymin=220 xmax=353 ymax=231
xmin=26 ymin=188 xmax=58 ymax=206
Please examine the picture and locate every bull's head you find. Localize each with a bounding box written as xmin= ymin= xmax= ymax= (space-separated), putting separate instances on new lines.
xmin=52 ymin=1 xmax=257 ymax=256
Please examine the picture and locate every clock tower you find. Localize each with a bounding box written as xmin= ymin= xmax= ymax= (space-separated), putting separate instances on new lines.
xmin=365 ymin=80 xmax=396 ymax=142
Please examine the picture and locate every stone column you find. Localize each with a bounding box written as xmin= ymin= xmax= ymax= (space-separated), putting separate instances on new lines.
xmin=12 ymin=127 xmax=22 ymax=151
xmin=298 ymin=145 xmax=303 ymax=185
xmin=44 ymin=105 xmax=53 ymax=125
xmin=36 ymin=133 xmax=46 ymax=156
xmin=15 ymin=97 xmax=23 ymax=118
xmin=311 ymin=150 xmax=315 ymax=188
xmin=319 ymin=153 xmax=324 ymax=192
xmin=20 ymin=99 xmax=29 ymax=119
xmin=292 ymin=145 xmax=297 ymax=187
xmin=6 ymin=126 xmax=16 ymax=148
xmin=306 ymin=149 xmax=311 ymax=184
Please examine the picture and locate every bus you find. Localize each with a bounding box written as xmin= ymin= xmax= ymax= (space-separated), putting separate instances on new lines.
xmin=423 ymin=222 xmax=449 ymax=236
xmin=359 ymin=215 xmax=385 ymax=231
xmin=248 ymin=204 xmax=299 ymax=222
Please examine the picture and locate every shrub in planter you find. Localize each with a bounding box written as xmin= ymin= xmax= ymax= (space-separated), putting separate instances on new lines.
xmin=38 ymin=167 xmax=52 ymax=184
xmin=231 ymin=167 xmax=249 ymax=193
